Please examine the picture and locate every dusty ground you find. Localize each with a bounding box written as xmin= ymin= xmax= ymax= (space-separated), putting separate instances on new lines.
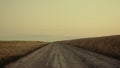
xmin=5 ymin=43 xmax=120 ymax=68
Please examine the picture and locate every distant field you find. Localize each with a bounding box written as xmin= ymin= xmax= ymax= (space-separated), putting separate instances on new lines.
xmin=0 ymin=41 xmax=48 ymax=67
xmin=59 ymin=35 xmax=120 ymax=59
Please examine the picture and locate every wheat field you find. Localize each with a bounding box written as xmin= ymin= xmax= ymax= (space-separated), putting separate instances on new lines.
xmin=59 ymin=35 xmax=120 ymax=59
xmin=0 ymin=41 xmax=48 ymax=67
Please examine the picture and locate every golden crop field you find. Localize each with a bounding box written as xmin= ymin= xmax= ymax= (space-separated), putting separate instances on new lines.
xmin=60 ymin=35 xmax=120 ymax=59
xmin=0 ymin=41 xmax=48 ymax=67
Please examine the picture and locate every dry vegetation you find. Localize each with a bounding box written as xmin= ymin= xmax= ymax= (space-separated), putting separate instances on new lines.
xmin=0 ymin=41 xmax=48 ymax=67
xmin=59 ymin=35 xmax=120 ymax=59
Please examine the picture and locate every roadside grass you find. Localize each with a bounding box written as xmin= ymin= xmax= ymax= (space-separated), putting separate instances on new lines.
xmin=0 ymin=41 xmax=48 ymax=67
xmin=59 ymin=35 xmax=120 ymax=59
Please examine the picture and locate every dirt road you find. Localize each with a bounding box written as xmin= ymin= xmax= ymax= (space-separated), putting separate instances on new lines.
xmin=5 ymin=43 xmax=120 ymax=68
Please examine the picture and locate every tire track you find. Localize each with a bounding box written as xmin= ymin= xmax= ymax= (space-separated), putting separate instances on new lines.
xmin=5 ymin=43 xmax=120 ymax=68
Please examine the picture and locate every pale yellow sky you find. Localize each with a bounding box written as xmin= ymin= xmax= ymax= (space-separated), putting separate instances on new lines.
xmin=0 ymin=0 xmax=120 ymax=41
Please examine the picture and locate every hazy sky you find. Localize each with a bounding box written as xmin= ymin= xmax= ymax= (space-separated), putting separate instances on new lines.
xmin=0 ymin=0 xmax=120 ymax=41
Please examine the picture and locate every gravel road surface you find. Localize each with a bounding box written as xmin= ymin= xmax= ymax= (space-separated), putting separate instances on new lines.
xmin=5 ymin=43 xmax=120 ymax=68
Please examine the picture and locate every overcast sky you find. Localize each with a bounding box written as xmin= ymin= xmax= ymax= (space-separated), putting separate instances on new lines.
xmin=0 ymin=0 xmax=120 ymax=41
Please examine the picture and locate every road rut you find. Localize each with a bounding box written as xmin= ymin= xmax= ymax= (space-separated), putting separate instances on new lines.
xmin=5 ymin=43 xmax=120 ymax=68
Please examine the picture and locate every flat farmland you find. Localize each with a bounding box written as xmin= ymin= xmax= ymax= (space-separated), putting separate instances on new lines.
xmin=0 ymin=41 xmax=48 ymax=67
